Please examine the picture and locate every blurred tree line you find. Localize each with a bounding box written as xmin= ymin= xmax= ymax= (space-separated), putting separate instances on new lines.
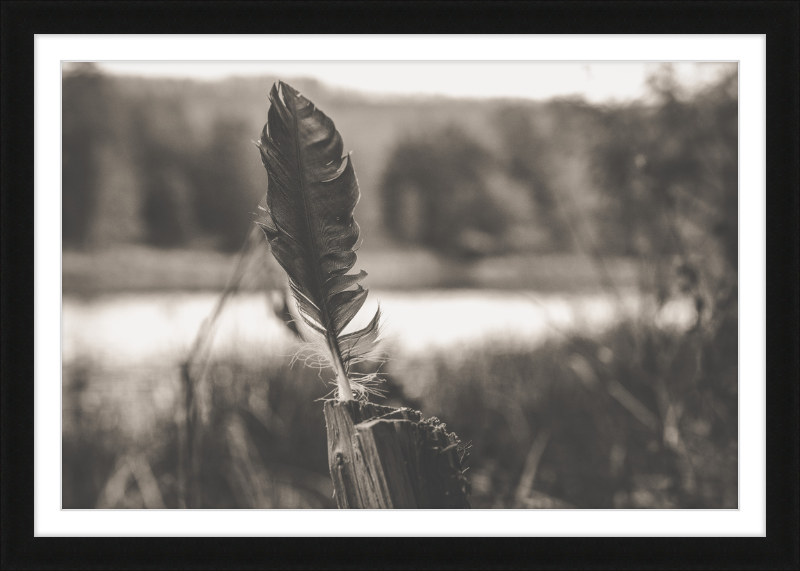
xmin=63 ymin=63 xmax=264 ymax=252
xmin=381 ymin=65 xmax=737 ymax=269
xmin=63 ymin=64 xmax=108 ymax=248
xmin=63 ymin=63 xmax=737 ymax=278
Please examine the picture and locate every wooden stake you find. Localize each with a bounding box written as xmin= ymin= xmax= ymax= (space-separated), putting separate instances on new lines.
xmin=324 ymin=400 xmax=470 ymax=509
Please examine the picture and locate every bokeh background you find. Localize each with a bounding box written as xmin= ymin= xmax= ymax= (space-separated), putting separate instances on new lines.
xmin=62 ymin=62 xmax=738 ymax=509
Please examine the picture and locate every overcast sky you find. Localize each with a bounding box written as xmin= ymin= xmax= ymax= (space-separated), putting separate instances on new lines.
xmin=95 ymin=62 xmax=735 ymax=104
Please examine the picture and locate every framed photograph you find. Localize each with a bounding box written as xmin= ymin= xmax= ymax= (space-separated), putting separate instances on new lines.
xmin=4 ymin=1 xmax=798 ymax=569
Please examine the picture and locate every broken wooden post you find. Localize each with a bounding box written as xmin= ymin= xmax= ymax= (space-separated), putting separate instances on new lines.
xmin=324 ymin=400 xmax=470 ymax=508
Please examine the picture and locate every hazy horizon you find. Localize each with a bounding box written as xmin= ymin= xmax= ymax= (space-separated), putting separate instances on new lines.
xmin=90 ymin=61 xmax=736 ymax=104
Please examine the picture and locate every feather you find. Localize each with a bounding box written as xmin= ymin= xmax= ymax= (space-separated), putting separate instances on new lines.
xmin=256 ymin=81 xmax=381 ymax=401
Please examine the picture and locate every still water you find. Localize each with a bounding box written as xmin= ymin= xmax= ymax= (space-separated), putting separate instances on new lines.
xmin=63 ymin=289 xmax=695 ymax=366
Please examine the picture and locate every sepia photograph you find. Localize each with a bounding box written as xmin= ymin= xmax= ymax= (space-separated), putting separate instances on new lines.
xmin=61 ymin=60 xmax=739 ymax=511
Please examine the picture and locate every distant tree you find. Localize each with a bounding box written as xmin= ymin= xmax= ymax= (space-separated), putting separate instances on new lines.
xmin=62 ymin=63 xmax=108 ymax=248
xmin=128 ymin=98 xmax=197 ymax=248
xmin=140 ymin=165 xmax=195 ymax=248
xmin=380 ymin=125 xmax=510 ymax=259
xmin=494 ymin=105 xmax=573 ymax=252
xmin=190 ymin=119 xmax=262 ymax=252
xmin=592 ymin=64 xmax=738 ymax=311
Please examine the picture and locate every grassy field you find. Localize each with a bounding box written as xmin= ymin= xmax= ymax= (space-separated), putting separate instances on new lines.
xmin=62 ymin=304 xmax=737 ymax=509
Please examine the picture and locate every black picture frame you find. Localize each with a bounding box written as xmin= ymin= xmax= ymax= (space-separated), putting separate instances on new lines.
xmin=2 ymin=1 xmax=798 ymax=569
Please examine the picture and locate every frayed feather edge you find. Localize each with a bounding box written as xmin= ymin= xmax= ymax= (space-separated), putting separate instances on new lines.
xmin=290 ymin=314 xmax=391 ymax=402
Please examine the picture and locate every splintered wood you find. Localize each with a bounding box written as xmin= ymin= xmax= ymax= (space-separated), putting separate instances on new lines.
xmin=324 ymin=400 xmax=470 ymax=509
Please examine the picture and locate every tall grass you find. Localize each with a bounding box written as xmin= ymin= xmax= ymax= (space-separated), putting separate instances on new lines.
xmin=414 ymin=309 xmax=737 ymax=508
xmin=63 ymin=302 xmax=736 ymax=509
xmin=62 ymin=355 xmax=416 ymax=508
